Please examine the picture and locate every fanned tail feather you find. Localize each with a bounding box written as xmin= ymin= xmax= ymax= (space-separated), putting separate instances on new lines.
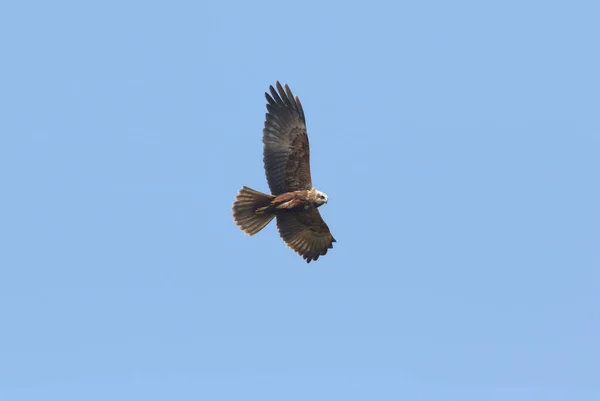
xmin=232 ymin=186 xmax=275 ymax=235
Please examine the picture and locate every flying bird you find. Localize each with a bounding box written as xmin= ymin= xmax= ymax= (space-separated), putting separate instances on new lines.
xmin=232 ymin=82 xmax=335 ymax=263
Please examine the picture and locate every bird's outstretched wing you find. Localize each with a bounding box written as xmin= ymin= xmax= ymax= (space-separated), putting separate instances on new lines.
xmin=276 ymin=210 xmax=336 ymax=263
xmin=263 ymin=82 xmax=312 ymax=195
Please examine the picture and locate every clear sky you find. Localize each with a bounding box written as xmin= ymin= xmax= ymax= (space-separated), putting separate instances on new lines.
xmin=1 ymin=1 xmax=598 ymax=400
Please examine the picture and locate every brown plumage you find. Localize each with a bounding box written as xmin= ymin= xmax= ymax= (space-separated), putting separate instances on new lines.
xmin=232 ymin=82 xmax=335 ymax=263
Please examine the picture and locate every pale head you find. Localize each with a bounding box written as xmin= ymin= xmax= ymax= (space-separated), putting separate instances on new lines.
xmin=309 ymin=188 xmax=328 ymax=207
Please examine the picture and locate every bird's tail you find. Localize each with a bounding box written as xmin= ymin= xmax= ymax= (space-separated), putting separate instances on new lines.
xmin=232 ymin=186 xmax=276 ymax=235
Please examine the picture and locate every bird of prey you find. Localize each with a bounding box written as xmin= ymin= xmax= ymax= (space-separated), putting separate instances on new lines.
xmin=232 ymin=82 xmax=335 ymax=263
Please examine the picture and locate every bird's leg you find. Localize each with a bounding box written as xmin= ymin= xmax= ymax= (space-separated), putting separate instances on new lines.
xmin=276 ymin=200 xmax=296 ymax=209
xmin=255 ymin=206 xmax=270 ymax=215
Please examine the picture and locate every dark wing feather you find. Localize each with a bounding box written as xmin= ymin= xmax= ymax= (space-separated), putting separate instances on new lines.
xmin=263 ymin=82 xmax=312 ymax=195
xmin=276 ymin=210 xmax=336 ymax=263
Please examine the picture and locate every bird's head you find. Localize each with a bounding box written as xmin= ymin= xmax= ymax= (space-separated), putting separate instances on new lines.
xmin=312 ymin=189 xmax=328 ymax=207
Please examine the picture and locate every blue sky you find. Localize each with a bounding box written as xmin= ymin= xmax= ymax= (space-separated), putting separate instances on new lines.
xmin=1 ymin=1 xmax=598 ymax=400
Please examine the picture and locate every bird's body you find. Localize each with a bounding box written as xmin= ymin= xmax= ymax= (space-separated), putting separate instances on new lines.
xmin=232 ymin=82 xmax=335 ymax=263
xmin=256 ymin=188 xmax=328 ymax=215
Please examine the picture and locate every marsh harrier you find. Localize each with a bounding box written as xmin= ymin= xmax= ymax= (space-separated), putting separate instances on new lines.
xmin=232 ymin=82 xmax=335 ymax=263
